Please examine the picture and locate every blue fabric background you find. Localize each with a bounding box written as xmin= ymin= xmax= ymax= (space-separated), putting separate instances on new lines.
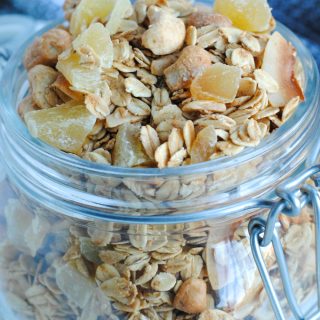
xmin=0 ymin=0 xmax=319 ymax=66
xmin=269 ymin=0 xmax=320 ymax=66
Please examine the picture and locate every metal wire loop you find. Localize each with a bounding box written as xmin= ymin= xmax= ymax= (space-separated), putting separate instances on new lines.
xmin=249 ymin=165 xmax=320 ymax=320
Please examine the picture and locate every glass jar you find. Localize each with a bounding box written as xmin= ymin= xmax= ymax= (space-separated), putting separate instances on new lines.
xmin=0 ymin=7 xmax=319 ymax=320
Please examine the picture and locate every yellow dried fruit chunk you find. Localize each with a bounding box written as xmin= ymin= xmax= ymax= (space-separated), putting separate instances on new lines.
xmin=191 ymin=63 xmax=241 ymax=103
xmin=190 ymin=125 xmax=217 ymax=164
xmin=25 ymin=103 xmax=96 ymax=154
xmin=70 ymin=0 xmax=116 ymax=36
xmin=113 ymin=124 xmax=151 ymax=168
xmin=106 ymin=0 xmax=132 ymax=36
xmin=73 ymin=23 xmax=113 ymax=69
xmin=57 ymin=23 xmax=113 ymax=93
xmin=57 ymin=52 xmax=101 ymax=93
xmin=214 ymin=0 xmax=272 ymax=32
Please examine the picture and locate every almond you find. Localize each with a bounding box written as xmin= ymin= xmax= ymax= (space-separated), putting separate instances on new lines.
xmin=173 ymin=278 xmax=207 ymax=314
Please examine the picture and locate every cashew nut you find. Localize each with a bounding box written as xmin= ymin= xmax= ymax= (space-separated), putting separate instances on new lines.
xmin=28 ymin=65 xmax=62 ymax=109
xmin=18 ymin=96 xmax=39 ymax=120
xmin=142 ymin=6 xmax=186 ymax=55
xmin=187 ymin=11 xmax=232 ymax=28
xmin=164 ymin=45 xmax=212 ymax=91
xmin=173 ymin=278 xmax=208 ymax=314
xmin=24 ymin=28 xmax=72 ymax=70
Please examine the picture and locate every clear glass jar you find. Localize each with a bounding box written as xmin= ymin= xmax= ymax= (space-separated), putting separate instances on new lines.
xmin=0 ymin=7 xmax=319 ymax=320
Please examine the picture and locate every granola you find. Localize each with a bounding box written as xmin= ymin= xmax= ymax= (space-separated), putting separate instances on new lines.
xmin=21 ymin=0 xmax=304 ymax=169
xmin=0 ymin=186 xmax=317 ymax=320
xmin=7 ymin=1 xmax=312 ymax=318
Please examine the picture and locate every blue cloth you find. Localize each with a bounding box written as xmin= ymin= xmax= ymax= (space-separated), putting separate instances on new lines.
xmin=268 ymin=0 xmax=320 ymax=66
xmin=0 ymin=0 xmax=319 ymax=66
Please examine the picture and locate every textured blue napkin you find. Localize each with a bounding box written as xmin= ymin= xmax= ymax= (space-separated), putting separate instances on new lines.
xmin=1 ymin=0 xmax=319 ymax=66
xmin=269 ymin=0 xmax=320 ymax=66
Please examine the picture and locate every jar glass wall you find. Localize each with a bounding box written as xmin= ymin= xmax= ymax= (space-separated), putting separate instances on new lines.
xmin=0 ymin=179 xmax=317 ymax=320
xmin=0 ymin=2 xmax=319 ymax=319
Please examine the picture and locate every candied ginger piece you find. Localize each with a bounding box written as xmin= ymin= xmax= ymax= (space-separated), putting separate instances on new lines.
xmin=190 ymin=125 xmax=217 ymax=164
xmin=106 ymin=0 xmax=133 ymax=36
xmin=57 ymin=23 xmax=113 ymax=93
xmin=70 ymin=0 xmax=116 ymax=36
xmin=191 ymin=63 xmax=241 ymax=103
xmin=214 ymin=0 xmax=272 ymax=32
xmin=73 ymin=23 xmax=113 ymax=69
xmin=262 ymin=32 xmax=304 ymax=107
xmin=57 ymin=51 xmax=101 ymax=93
xmin=24 ymin=103 xmax=96 ymax=154
xmin=113 ymin=123 xmax=151 ymax=167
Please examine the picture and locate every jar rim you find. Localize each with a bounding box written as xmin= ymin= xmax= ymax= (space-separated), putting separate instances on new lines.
xmin=0 ymin=21 xmax=319 ymax=179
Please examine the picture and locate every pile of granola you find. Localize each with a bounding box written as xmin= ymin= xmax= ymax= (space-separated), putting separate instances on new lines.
xmin=6 ymin=0 xmax=313 ymax=319
xmin=19 ymin=0 xmax=305 ymax=168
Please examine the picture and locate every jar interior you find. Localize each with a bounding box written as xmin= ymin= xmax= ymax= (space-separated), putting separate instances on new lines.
xmin=0 ymin=177 xmax=317 ymax=320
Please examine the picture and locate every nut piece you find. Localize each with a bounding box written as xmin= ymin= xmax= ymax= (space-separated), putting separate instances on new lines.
xmin=164 ymin=46 xmax=212 ymax=91
xmin=18 ymin=96 xmax=39 ymax=120
xmin=187 ymin=12 xmax=232 ymax=28
xmin=151 ymin=54 xmax=179 ymax=76
xmin=142 ymin=6 xmax=186 ymax=55
xmin=64 ymin=0 xmax=81 ymax=20
xmin=28 ymin=65 xmax=61 ymax=109
xmin=173 ymin=278 xmax=207 ymax=314
xmin=24 ymin=28 xmax=72 ymax=70
xmin=186 ymin=25 xmax=197 ymax=46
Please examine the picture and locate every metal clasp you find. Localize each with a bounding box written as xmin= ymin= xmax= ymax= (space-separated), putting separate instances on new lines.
xmin=249 ymin=164 xmax=320 ymax=320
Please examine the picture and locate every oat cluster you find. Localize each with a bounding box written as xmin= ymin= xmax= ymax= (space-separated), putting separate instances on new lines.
xmin=20 ymin=0 xmax=304 ymax=168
